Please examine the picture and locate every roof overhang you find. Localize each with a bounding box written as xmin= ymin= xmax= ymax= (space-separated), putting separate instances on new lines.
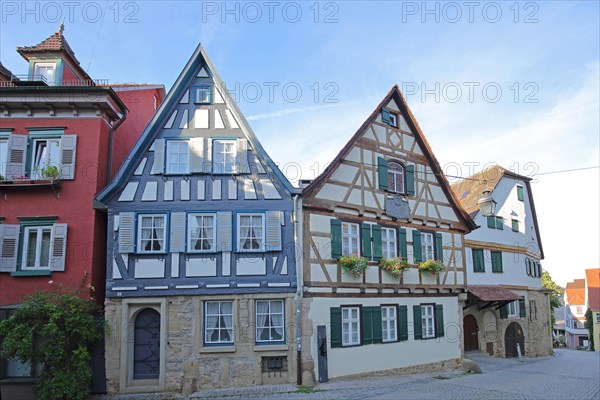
xmin=464 ymin=285 xmax=521 ymax=311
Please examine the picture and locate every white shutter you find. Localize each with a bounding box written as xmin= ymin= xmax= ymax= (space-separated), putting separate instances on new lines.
xmin=265 ymin=211 xmax=282 ymax=251
xmin=151 ymin=139 xmax=165 ymax=175
xmin=170 ymin=212 xmax=186 ymax=252
xmin=0 ymin=224 xmax=20 ymax=272
xmin=189 ymin=137 xmax=205 ymax=173
xmin=216 ymin=212 xmax=232 ymax=252
xmin=6 ymin=134 xmax=27 ymax=178
xmin=49 ymin=223 xmax=68 ymax=272
xmin=236 ymin=139 xmax=250 ymax=174
xmin=118 ymin=212 xmax=136 ymax=253
xmin=203 ymin=138 xmax=212 ymax=173
xmin=59 ymin=135 xmax=77 ymax=180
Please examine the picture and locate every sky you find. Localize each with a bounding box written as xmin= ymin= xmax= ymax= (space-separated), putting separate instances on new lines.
xmin=1 ymin=0 xmax=598 ymax=287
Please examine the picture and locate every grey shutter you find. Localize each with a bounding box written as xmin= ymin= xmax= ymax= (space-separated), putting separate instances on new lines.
xmin=217 ymin=212 xmax=232 ymax=252
xmin=0 ymin=224 xmax=20 ymax=272
xmin=189 ymin=137 xmax=205 ymax=173
xmin=412 ymin=230 xmax=422 ymax=264
xmin=413 ymin=305 xmax=422 ymax=340
xmin=118 ymin=212 xmax=136 ymax=253
xmin=6 ymin=134 xmax=27 ymax=178
xmin=59 ymin=135 xmax=77 ymax=180
xmin=170 ymin=212 xmax=186 ymax=252
xmin=237 ymin=139 xmax=251 ymax=174
xmin=405 ymin=165 xmax=415 ymax=196
xmin=203 ymin=138 xmax=212 ymax=173
xmin=435 ymin=304 xmax=444 ymax=338
xmin=265 ymin=211 xmax=282 ymax=251
xmin=49 ymin=223 xmax=68 ymax=271
xmin=151 ymin=139 xmax=165 ymax=174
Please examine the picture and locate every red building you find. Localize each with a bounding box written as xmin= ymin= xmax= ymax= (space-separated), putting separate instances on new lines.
xmin=0 ymin=25 xmax=164 ymax=397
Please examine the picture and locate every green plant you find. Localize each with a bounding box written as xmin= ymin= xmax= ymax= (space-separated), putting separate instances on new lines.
xmin=379 ymin=257 xmax=409 ymax=279
xmin=0 ymin=283 xmax=102 ymax=400
xmin=40 ymin=164 xmax=60 ymax=179
xmin=0 ymin=174 xmax=4 ymax=181
xmin=585 ymin=309 xmax=594 ymax=351
xmin=338 ymin=255 xmax=369 ymax=278
xmin=418 ymin=259 xmax=446 ymax=274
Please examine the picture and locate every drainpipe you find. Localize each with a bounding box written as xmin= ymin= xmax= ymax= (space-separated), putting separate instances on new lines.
xmin=106 ymin=108 xmax=128 ymax=184
xmin=293 ymin=193 xmax=302 ymax=385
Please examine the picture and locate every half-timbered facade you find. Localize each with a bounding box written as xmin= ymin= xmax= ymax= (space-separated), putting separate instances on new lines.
xmin=95 ymin=44 xmax=299 ymax=394
xmin=299 ymin=86 xmax=476 ymax=382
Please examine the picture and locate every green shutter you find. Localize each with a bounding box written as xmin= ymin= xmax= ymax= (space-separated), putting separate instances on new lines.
xmin=330 ymin=307 xmax=342 ymax=348
xmin=398 ymin=228 xmax=408 ymax=259
xmin=491 ymin=251 xmax=503 ymax=273
xmin=496 ymin=217 xmax=504 ymax=230
xmin=517 ymin=185 xmax=524 ymax=201
xmin=473 ymin=249 xmax=484 ymax=272
xmin=372 ymin=306 xmax=383 ymax=344
xmin=377 ymin=157 xmax=388 ymax=190
xmin=519 ymin=299 xmax=526 ymax=318
xmin=399 ymin=305 xmax=408 ymax=341
xmin=361 ymin=223 xmax=372 ymax=259
xmin=412 ymin=230 xmax=422 ymax=264
xmin=435 ymin=232 xmax=443 ymax=262
xmin=487 ymin=216 xmax=495 ymax=228
xmin=512 ymin=219 xmax=519 ymax=232
xmin=362 ymin=306 xmax=373 ymax=345
xmin=435 ymin=304 xmax=444 ymax=338
xmin=381 ymin=109 xmax=391 ymax=124
xmin=372 ymin=225 xmax=383 ymax=261
xmin=406 ymin=165 xmax=415 ymax=196
xmin=413 ymin=305 xmax=422 ymax=340
xmin=500 ymin=305 xmax=508 ymax=319
xmin=330 ymin=219 xmax=342 ymax=259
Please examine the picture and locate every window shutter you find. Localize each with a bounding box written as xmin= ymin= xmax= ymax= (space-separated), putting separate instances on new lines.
xmin=372 ymin=306 xmax=382 ymax=344
xmin=405 ymin=164 xmax=415 ymax=196
xmin=330 ymin=219 xmax=342 ymax=259
xmin=217 ymin=212 xmax=232 ymax=252
xmin=0 ymin=224 xmax=20 ymax=272
xmin=435 ymin=232 xmax=443 ymax=262
xmin=525 ymin=259 xmax=531 ymax=276
xmin=361 ymin=223 xmax=372 ymax=259
xmin=492 ymin=251 xmax=503 ymax=272
xmin=512 ymin=219 xmax=519 ymax=232
xmin=170 ymin=212 xmax=186 ymax=252
xmin=372 ymin=225 xmax=382 ymax=261
xmin=189 ymin=137 xmax=204 ymax=173
xmin=517 ymin=185 xmax=524 ymax=201
xmin=330 ymin=308 xmax=342 ymax=348
xmin=237 ymin=139 xmax=251 ymax=174
xmin=151 ymin=139 xmax=165 ymax=174
xmin=362 ymin=306 xmax=373 ymax=345
xmin=381 ymin=109 xmax=391 ymax=124
xmin=536 ymin=262 xmax=541 ymax=278
xmin=49 ymin=223 xmax=68 ymax=271
xmin=59 ymin=135 xmax=77 ymax=180
xmin=496 ymin=217 xmax=504 ymax=230
xmin=435 ymin=304 xmax=444 ymax=338
xmin=398 ymin=228 xmax=407 ymax=259
xmin=413 ymin=305 xmax=422 ymax=340
xmin=118 ymin=212 xmax=135 ymax=253
xmin=473 ymin=249 xmax=484 ymax=272
xmin=203 ymin=138 xmax=212 ymax=173
xmin=487 ymin=216 xmax=495 ymax=228
xmin=499 ymin=305 xmax=508 ymax=319
xmin=412 ymin=230 xmax=422 ymax=264
xmin=377 ymin=157 xmax=388 ymax=190
xmin=265 ymin=211 xmax=282 ymax=251
xmin=399 ymin=305 xmax=408 ymax=341
xmin=519 ymin=299 xmax=526 ymax=318
xmin=6 ymin=134 xmax=27 ymax=178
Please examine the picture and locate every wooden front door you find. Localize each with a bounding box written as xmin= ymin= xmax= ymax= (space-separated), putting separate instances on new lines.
xmin=463 ymin=315 xmax=479 ymax=351
xmin=504 ymin=322 xmax=525 ymax=358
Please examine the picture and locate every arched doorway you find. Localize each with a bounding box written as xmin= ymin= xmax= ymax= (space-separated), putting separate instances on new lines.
xmin=134 ymin=308 xmax=161 ymax=379
xmin=463 ymin=315 xmax=479 ymax=351
xmin=504 ymin=322 xmax=525 ymax=358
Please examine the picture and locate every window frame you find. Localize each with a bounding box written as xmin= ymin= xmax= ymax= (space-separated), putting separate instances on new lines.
xmin=387 ymin=161 xmax=406 ymax=194
xmin=255 ymin=299 xmax=285 ymax=344
xmin=21 ymin=226 xmax=52 ymax=270
xmin=381 ymin=227 xmax=397 ymax=259
xmin=421 ymin=232 xmax=435 ymax=261
xmin=212 ymin=139 xmax=237 ymax=174
xmin=30 ymin=137 xmax=61 ymax=179
xmin=33 ymin=62 xmax=56 ymax=84
xmin=381 ymin=305 xmax=398 ymax=343
xmin=421 ymin=303 xmax=436 ymax=339
xmin=388 ymin=113 xmax=398 ymax=128
xmin=0 ymin=137 xmax=8 ymax=178
xmin=511 ymin=219 xmax=519 ymax=232
xmin=341 ymin=221 xmax=360 ymax=256
xmin=194 ymin=85 xmax=213 ymax=104
xmin=137 ymin=214 xmax=167 ymax=254
xmin=187 ymin=213 xmax=216 ymax=253
xmin=507 ymin=300 xmax=520 ymax=318
xmin=204 ymin=300 xmax=234 ymax=345
xmin=237 ymin=213 xmax=265 ymax=252
xmin=341 ymin=305 xmax=361 ymax=347
xmin=165 ymin=140 xmax=190 ymax=175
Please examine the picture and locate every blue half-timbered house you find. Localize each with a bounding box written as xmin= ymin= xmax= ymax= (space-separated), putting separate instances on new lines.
xmin=95 ymin=44 xmax=299 ymax=394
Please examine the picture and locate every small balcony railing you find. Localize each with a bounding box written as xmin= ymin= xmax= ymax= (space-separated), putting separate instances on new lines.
xmin=0 ymin=75 xmax=108 ymax=87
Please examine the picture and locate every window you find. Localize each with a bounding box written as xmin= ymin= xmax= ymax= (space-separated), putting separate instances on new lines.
xmin=421 ymin=304 xmax=435 ymax=339
xmin=341 ymin=306 xmax=361 ymax=346
xmin=472 ymin=248 xmax=485 ymax=272
xmin=238 ymin=213 xmax=264 ymax=251
xmin=22 ymin=226 xmax=52 ymax=270
xmin=213 ymin=139 xmax=237 ymax=173
xmin=205 ymin=301 xmax=233 ymax=344
xmin=517 ymin=185 xmax=524 ymax=201
xmin=188 ymin=214 xmax=215 ymax=252
xmin=33 ymin=63 xmax=55 ymax=84
xmin=576 ymin=306 xmax=583 ymax=314
xmin=387 ymin=161 xmax=405 ymax=194
xmin=507 ymin=300 xmax=519 ymax=318
xmin=491 ymin=251 xmax=503 ymax=273
xmin=381 ymin=306 xmax=397 ymax=342
xmin=389 ymin=113 xmax=398 ymax=127
xmin=381 ymin=109 xmax=397 ymax=127
xmin=512 ymin=219 xmax=519 ymax=232
xmin=596 ymin=313 xmax=600 ymax=324
xmin=421 ymin=232 xmax=434 ymax=260
xmin=487 ymin=216 xmax=504 ymax=230
xmin=342 ymin=222 xmax=360 ymax=256
xmin=137 ymin=214 xmax=166 ymax=253
xmin=194 ymin=86 xmax=212 ymax=104
xmin=381 ymin=228 xmax=397 ymax=259
xmin=529 ymin=300 xmax=537 ymax=321
xmin=256 ymin=300 xmax=285 ymax=343
xmin=153 ymin=95 xmax=158 ymax=110
xmin=31 ymin=138 xmax=61 ymax=179
xmin=0 ymin=138 xmax=7 ymax=178
xmin=166 ymin=140 xmax=189 ymax=174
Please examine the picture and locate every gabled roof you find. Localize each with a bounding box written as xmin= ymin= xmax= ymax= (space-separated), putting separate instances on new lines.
xmin=302 ymin=85 xmax=476 ymax=232
xmin=566 ymin=279 xmax=586 ymax=305
xmin=0 ymin=61 xmax=18 ymax=81
xmin=96 ymin=43 xmax=298 ymax=205
xmin=451 ymin=164 xmax=544 ymax=259
xmin=585 ymin=268 xmax=600 ymax=310
xmin=17 ymin=24 xmax=78 ymax=63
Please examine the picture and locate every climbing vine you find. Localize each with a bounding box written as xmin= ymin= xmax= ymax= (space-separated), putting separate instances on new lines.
xmin=585 ymin=309 xmax=594 ymax=351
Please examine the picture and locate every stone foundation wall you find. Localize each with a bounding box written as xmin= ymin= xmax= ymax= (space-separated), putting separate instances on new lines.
xmin=328 ymin=358 xmax=462 ymax=381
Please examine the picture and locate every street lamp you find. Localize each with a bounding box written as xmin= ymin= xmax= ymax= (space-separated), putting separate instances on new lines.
xmin=477 ymin=189 xmax=496 ymax=217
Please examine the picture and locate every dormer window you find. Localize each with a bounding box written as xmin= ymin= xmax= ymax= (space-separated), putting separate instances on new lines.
xmin=194 ymin=86 xmax=212 ymax=104
xmin=381 ymin=109 xmax=398 ymax=127
xmin=387 ymin=161 xmax=405 ymax=194
xmin=33 ymin=63 xmax=55 ymax=85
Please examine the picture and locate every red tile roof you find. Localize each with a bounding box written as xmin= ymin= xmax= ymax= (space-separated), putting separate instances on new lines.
xmin=17 ymin=24 xmax=79 ymax=64
xmin=0 ymin=61 xmax=18 ymax=81
xmin=586 ymin=268 xmax=600 ymax=310
xmin=566 ymin=279 xmax=586 ymax=305
xmin=468 ymin=285 xmax=521 ymax=302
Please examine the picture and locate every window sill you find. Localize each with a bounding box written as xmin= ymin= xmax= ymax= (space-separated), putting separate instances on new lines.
xmin=0 ymin=179 xmax=61 ymax=187
xmin=199 ymin=345 xmax=236 ymax=353
xmin=10 ymin=270 xmax=52 ymax=277
xmin=253 ymin=344 xmax=288 ymax=352
xmin=0 ymin=377 xmax=37 ymax=384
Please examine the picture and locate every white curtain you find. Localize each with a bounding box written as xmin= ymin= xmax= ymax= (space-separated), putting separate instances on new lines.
xmin=222 ymin=302 xmax=233 ymax=340
xmin=256 ymin=301 xmax=269 ymax=340
xmin=272 ymin=302 xmax=284 ymax=340
xmin=141 ymin=217 xmax=152 ymax=250
xmin=153 ymin=217 xmax=164 ymax=251
xmin=240 ymin=216 xmax=251 ymax=249
xmin=205 ymin=302 xmax=219 ymax=341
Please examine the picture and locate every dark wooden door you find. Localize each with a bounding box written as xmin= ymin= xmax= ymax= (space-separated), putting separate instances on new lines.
xmin=317 ymin=325 xmax=328 ymax=383
xmin=504 ymin=322 xmax=525 ymax=358
xmin=463 ymin=315 xmax=479 ymax=351
xmin=134 ymin=308 xmax=160 ymax=379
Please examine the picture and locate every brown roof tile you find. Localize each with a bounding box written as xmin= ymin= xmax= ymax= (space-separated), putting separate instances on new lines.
xmin=566 ymin=279 xmax=586 ymax=305
xmin=468 ymin=285 xmax=521 ymax=302
xmin=17 ymin=24 xmax=79 ymax=64
xmin=586 ymin=269 xmax=600 ymax=310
